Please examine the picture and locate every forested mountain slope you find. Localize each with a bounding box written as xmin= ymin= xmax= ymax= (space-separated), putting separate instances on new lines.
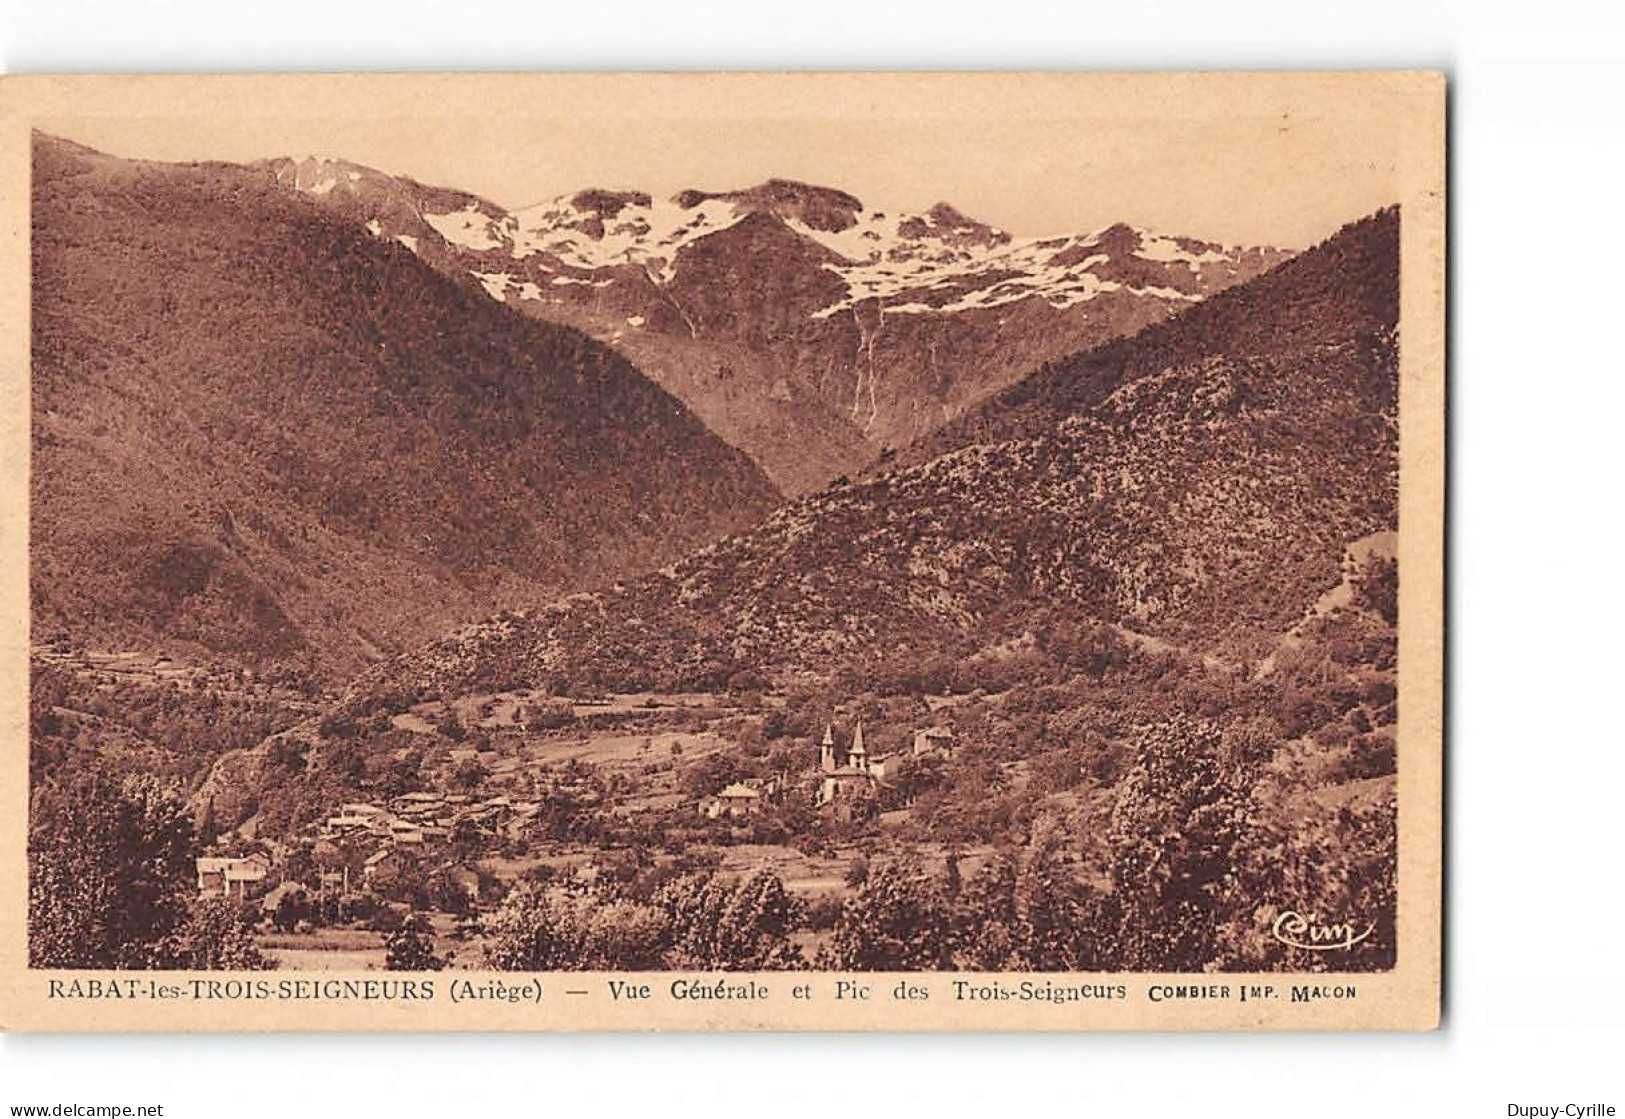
xmin=364 ymin=209 xmax=1399 ymax=698
xmin=31 ymin=133 xmax=780 ymax=678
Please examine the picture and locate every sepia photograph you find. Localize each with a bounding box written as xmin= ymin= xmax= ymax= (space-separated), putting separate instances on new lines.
xmin=1 ymin=71 xmax=1444 ymax=1030
xmin=6 ymin=0 xmax=1625 ymax=1109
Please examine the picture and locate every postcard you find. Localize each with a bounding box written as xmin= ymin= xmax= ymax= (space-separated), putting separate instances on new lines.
xmin=0 ymin=71 xmax=1444 ymax=1030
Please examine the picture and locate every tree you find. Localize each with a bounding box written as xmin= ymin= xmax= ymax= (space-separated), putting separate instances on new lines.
xmin=892 ymin=752 xmax=946 ymax=802
xmin=1005 ymin=817 xmax=1096 ymax=969
xmin=679 ymin=752 xmax=741 ymax=800
xmin=1101 ymin=716 xmax=1254 ymax=970
xmin=715 ymin=871 xmax=804 ymax=968
xmin=953 ymin=856 xmax=1019 ymax=969
xmin=725 ymin=668 xmax=769 ymax=695
xmin=482 ymin=884 xmax=667 ymax=970
xmin=523 ymin=701 xmax=577 ymax=731
xmin=657 ymin=873 xmax=735 ymax=966
xmin=377 ymin=752 xmax=425 ymax=798
xmin=450 ymin=757 xmax=488 ymax=792
xmin=30 ymin=664 xmax=70 ymax=739
xmin=182 ymin=897 xmax=274 ymax=970
xmin=448 ymin=818 xmax=485 ymax=861
xmin=437 ymin=709 xmax=468 ymax=742
xmin=826 ymin=858 xmax=951 ymax=970
xmin=196 ymin=796 xmax=219 ymax=848
xmin=658 ymin=870 xmax=804 ymax=969
xmin=1215 ymin=787 xmax=1398 ymax=972
xmin=1353 ymin=554 xmax=1399 ymax=626
xmin=269 ymin=884 xmax=314 ymax=932
xmin=426 ymin=867 xmax=476 ymax=915
xmin=373 ymin=860 xmax=428 ymax=908
xmin=280 ymin=844 xmax=319 ymax=889
xmin=29 ymin=769 xmax=197 ymax=968
xmin=385 ymin=912 xmax=450 ymax=971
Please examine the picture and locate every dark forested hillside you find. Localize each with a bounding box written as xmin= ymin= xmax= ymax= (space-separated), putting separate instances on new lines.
xmin=904 ymin=207 xmax=1400 ymax=465
xmin=30 ymin=133 xmax=780 ymax=678
xmin=364 ymin=208 xmax=1400 ymax=698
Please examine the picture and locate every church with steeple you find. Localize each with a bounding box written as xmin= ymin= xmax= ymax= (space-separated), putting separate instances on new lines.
xmin=816 ymin=722 xmax=881 ymax=810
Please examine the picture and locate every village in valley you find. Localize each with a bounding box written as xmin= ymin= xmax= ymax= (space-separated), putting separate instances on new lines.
xmin=36 ymin=515 xmax=1402 ymax=975
xmin=188 ymin=681 xmax=970 ymax=969
xmin=33 ymin=496 xmax=1402 ymax=976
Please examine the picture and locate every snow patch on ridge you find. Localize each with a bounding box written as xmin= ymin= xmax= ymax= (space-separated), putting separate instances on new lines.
xmin=425 ymin=206 xmax=503 ymax=252
xmin=508 ymin=195 xmax=748 ymax=282
xmin=470 ymin=271 xmax=543 ymax=302
xmin=471 ymin=271 xmax=512 ymax=301
xmin=799 ymin=216 xmax=1213 ymax=318
xmin=1132 ymin=229 xmax=1231 ymax=267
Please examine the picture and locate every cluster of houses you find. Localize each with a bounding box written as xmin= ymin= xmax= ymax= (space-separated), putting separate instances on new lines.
xmin=199 ymin=719 xmax=966 ymax=908
xmin=317 ymin=792 xmax=557 ymax=879
xmin=196 ymin=851 xmax=271 ymax=899
xmin=194 ymin=790 xmax=553 ymax=901
xmin=191 ymin=750 xmax=618 ymax=914
xmin=321 ymin=794 xmax=523 ymax=846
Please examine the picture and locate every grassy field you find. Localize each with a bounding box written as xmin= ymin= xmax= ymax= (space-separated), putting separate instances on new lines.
xmin=259 ymin=925 xmax=474 ymax=971
xmin=260 ymin=928 xmax=387 ymax=970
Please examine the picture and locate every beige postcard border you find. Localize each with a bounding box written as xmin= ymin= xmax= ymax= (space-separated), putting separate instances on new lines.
xmin=0 ymin=71 xmax=1445 ymax=1032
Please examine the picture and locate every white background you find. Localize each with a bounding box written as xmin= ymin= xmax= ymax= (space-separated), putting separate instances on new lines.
xmin=2 ymin=1 xmax=1620 ymax=1115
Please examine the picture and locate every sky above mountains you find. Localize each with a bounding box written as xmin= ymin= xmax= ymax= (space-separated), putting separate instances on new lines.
xmin=37 ymin=74 xmax=1402 ymax=249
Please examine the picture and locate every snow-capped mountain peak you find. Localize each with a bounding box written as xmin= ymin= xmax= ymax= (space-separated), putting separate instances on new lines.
xmin=391 ymin=179 xmax=1277 ymax=323
xmin=269 ymin=161 xmax=1290 ymax=490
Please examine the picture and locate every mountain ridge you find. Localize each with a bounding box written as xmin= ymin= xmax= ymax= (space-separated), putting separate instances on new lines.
xmin=268 ymin=158 xmax=1291 ymax=492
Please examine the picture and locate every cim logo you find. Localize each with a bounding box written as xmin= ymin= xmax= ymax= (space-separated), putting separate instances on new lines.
xmin=1270 ymin=909 xmax=1374 ymax=952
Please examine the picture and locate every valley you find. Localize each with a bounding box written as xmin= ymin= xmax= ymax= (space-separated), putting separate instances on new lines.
xmin=28 ymin=133 xmax=1403 ymax=976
